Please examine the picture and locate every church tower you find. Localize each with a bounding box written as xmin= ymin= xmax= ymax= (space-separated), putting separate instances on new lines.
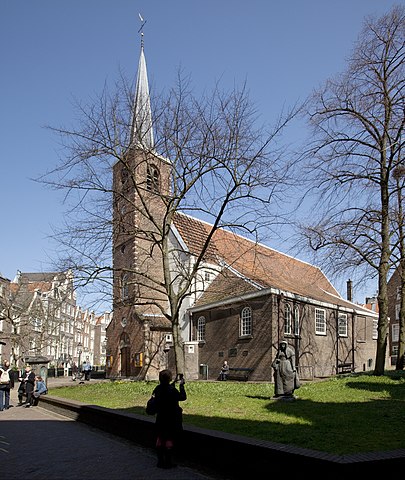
xmin=108 ymin=29 xmax=173 ymax=380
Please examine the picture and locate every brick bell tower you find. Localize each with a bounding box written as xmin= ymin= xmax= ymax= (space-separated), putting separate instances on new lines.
xmin=108 ymin=29 xmax=172 ymax=380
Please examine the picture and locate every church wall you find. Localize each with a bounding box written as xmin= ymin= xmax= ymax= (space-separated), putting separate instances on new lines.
xmin=193 ymin=293 xmax=378 ymax=382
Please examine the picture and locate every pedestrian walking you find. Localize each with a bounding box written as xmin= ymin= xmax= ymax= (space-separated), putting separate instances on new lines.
xmin=146 ymin=369 xmax=187 ymax=469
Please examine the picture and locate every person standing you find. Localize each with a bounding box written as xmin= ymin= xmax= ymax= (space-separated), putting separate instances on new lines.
xmin=0 ymin=360 xmax=14 ymax=410
xmin=272 ymin=340 xmax=300 ymax=398
xmin=147 ymin=369 xmax=187 ymax=469
xmin=72 ymin=362 xmax=78 ymax=381
xmin=17 ymin=367 xmax=27 ymax=405
xmin=83 ymin=360 xmax=92 ymax=381
xmin=219 ymin=360 xmax=229 ymax=381
xmin=22 ymin=365 xmax=36 ymax=408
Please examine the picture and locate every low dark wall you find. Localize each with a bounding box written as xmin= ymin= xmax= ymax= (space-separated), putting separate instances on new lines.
xmin=39 ymin=395 xmax=405 ymax=478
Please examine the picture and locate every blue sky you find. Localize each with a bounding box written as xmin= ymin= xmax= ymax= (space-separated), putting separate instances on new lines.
xmin=0 ymin=0 xmax=400 ymax=303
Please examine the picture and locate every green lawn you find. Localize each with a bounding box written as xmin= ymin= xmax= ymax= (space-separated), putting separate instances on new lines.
xmin=48 ymin=371 xmax=405 ymax=455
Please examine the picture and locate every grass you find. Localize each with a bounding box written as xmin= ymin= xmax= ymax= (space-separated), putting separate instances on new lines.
xmin=48 ymin=371 xmax=405 ymax=455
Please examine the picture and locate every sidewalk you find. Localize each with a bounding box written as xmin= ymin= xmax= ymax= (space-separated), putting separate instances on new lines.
xmin=0 ymin=380 xmax=223 ymax=480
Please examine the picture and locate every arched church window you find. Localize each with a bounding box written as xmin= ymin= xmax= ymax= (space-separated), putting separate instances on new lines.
xmin=121 ymin=273 xmax=129 ymax=300
xmin=147 ymin=164 xmax=160 ymax=193
xmin=284 ymin=304 xmax=292 ymax=335
xmin=240 ymin=306 xmax=252 ymax=336
xmin=121 ymin=166 xmax=130 ymax=188
xmin=197 ymin=316 xmax=206 ymax=342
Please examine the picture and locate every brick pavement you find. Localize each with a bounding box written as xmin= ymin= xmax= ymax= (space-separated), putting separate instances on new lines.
xmin=0 ymin=378 xmax=224 ymax=480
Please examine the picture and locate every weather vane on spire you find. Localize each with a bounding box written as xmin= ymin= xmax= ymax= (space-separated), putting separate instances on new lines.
xmin=138 ymin=13 xmax=147 ymax=47
xmin=138 ymin=13 xmax=147 ymax=34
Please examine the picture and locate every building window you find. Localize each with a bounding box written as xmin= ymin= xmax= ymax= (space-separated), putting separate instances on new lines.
xmin=204 ymin=271 xmax=211 ymax=282
xmin=338 ymin=313 xmax=348 ymax=337
xmin=121 ymin=273 xmax=129 ymax=300
xmin=284 ymin=304 xmax=292 ymax=335
xmin=372 ymin=319 xmax=378 ymax=340
xmin=392 ymin=323 xmax=399 ymax=342
xmin=147 ymin=164 xmax=160 ymax=193
xmin=197 ymin=316 xmax=206 ymax=342
xmin=33 ymin=317 xmax=42 ymax=332
xmin=240 ymin=306 xmax=252 ymax=336
xmin=395 ymin=303 xmax=400 ymax=321
xmin=293 ymin=306 xmax=300 ymax=335
xmin=121 ymin=317 xmax=127 ymax=328
xmin=121 ymin=166 xmax=129 ymax=187
xmin=134 ymin=352 xmax=143 ymax=367
xmin=315 ymin=308 xmax=326 ymax=335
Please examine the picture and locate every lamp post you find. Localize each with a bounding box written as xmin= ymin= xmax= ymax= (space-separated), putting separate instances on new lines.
xmin=77 ymin=343 xmax=82 ymax=377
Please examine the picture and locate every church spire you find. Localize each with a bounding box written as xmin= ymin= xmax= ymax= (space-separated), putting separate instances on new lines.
xmin=131 ymin=22 xmax=154 ymax=151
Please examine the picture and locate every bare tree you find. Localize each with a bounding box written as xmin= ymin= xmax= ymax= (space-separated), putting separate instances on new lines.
xmin=39 ymin=68 xmax=300 ymax=374
xmin=298 ymin=6 xmax=404 ymax=375
xmin=392 ymin=164 xmax=405 ymax=369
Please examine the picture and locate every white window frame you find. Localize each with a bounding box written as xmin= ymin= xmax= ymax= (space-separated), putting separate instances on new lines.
xmin=240 ymin=306 xmax=252 ymax=336
xmin=284 ymin=304 xmax=292 ymax=335
xmin=197 ymin=316 xmax=206 ymax=342
xmin=338 ymin=313 xmax=348 ymax=337
xmin=293 ymin=306 xmax=300 ymax=335
xmin=372 ymin=318 xmax=378 ymax=340
xmin=33 ymin=317 xmax=42 ymax=332
xmin=392 ymin=323 xmax=399 ymax=342
xmin=315 ymin=308 xmax=326 ymax=335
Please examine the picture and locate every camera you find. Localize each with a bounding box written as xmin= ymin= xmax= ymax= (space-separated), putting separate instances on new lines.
xmin=176 ymin=373 xmax=184 ymax=381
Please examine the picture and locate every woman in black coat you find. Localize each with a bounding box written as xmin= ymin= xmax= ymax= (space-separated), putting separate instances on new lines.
xmin=148 ymin=369 xmax=187 ymax=469
xmin=24 ymin=367 xmax=36 ymax=408
xmin=17 ymin=365 xmax=35 ymax=407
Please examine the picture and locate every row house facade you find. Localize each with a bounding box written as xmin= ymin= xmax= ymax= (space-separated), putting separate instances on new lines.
xmin=0 ymin=270 xmax=109 ymax=369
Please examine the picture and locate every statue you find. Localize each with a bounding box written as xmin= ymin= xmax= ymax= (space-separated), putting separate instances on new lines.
xmin=272 ymin=340 xmax=300 ymax=398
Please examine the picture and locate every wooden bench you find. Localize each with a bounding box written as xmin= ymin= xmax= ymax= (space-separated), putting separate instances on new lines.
xmin=337 ymin=363 xmax=353 ymax=374
xmin=226 ymin=367 xmax=254 ymax=381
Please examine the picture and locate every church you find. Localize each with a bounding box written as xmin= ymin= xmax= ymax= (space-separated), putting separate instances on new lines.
xmin=105 ymin=33 xmax=379 ymax=382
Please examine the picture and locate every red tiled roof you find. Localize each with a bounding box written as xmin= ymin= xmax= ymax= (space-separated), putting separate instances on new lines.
xmin=174 ymin=212 xmax=374 ymax=313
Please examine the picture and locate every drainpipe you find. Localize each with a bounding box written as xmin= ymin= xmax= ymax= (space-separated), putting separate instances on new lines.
xmin=351 ymin=312 xmax=355 ymax=371
xmin=347 ymin=279 xmax=355 ymax=372
xmin=336 ymin=308 xmax=339 ymax=374
xmin=277 ymin=293 xmax=283 ymax=344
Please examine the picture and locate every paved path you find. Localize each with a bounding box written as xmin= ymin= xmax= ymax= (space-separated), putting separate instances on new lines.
xmin=0 ymin=378 xmax=222 ymax=480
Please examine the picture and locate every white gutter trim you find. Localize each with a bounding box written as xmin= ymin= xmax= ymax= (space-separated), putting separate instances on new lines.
xmin=170 ymin=224 xmax=190 ymax=252
xmin=188 ymin=287 xmax=378 ymax=318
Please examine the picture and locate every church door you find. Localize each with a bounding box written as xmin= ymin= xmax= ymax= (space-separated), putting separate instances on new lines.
xmin=121 ymin=346 xmax=131 ymax=377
